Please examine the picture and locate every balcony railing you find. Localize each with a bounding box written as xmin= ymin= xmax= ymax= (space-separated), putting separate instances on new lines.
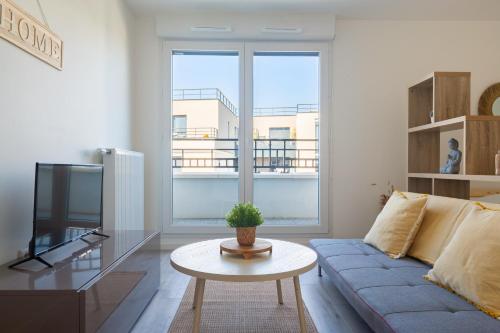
xmin=172 ymin=138 xmax=318 ymax=172
xmin=172 ymin=88 xmax=317 ymax=118
xmin=173 ymin=127 xmax=218 ymax=138
xmin=253 ymin=104 xmax=318 ymax=116
xmin=173 ymin=88 xmax=238 ymax=116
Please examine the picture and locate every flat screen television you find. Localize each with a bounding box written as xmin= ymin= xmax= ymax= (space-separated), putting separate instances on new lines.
xmin=30 ymin=163 xmax=104 ymax=257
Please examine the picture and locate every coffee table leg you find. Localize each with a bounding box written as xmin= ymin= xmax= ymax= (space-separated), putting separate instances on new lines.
xmin=193 ymin=278 xmax=205 ymax=333
xmin=293 ymin=275 xmax=307 ymax=333
xmin=276 ymin=280 xmax=284 ymax=305
xmin=192 ymin=279 xmax=200 ymax=309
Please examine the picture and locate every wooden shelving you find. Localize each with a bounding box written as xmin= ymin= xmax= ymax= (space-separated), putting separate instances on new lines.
xmin=408 ymin=173 xmax=500 ymax=200
xmin=408 ymin=72 xmax=470 ymax=128
xmin=408 ymin=115 xmax=500 ymax=175
xmin=407 ymin=72 xmax=500 ymax=199
xmin=408 ymin=115 xmax=500 ymax=134
xmin=408 ymin=173 xmax=500 ymax=182
xmin=408 ymin=116 xmax=465 ymax=133
xmin=408 ymin=177 xmax=433 ymax=195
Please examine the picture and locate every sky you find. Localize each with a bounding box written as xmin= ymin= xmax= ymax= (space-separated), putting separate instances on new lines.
xmin=172 ymin=53 xmax=319 ymax=109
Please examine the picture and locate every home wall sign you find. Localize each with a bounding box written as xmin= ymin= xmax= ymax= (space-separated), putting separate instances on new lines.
xmin=0 ymin=0 xmax=63 ymax=70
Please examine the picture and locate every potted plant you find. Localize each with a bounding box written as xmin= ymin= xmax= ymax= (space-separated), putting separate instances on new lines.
xmin=226 ymin=203 xmax=264 ymax=246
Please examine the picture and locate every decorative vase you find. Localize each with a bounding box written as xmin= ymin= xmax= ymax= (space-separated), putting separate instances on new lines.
xmin=496 ymin=150 xmax=500 ymax=176
xmin=236 ymin=227 xmax=256 ymax=246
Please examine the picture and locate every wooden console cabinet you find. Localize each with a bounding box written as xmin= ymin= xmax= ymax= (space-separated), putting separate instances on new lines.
xmin=0 ymin=230 xmax=160 ymax=333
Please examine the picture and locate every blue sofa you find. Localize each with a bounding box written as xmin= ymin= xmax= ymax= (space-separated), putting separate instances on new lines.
xmin=309 ymin=239 xmax=500 ymax=333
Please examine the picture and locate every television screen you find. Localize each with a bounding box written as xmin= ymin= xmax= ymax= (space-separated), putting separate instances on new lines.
xmin=32 ymin=163 xmax=103 ymax=256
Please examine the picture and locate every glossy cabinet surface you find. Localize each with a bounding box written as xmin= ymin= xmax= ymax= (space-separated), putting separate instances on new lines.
xmin=0 ymin=230 xmax=160 ymax=333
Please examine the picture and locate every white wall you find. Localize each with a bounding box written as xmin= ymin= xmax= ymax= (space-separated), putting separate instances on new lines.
xmin=0 ymin=0 xmax=135 ymax=264
xmin=132 ymin=16 xmax=163 ymax=232
xmin=133 ymin=16 xmax=500 ymax=242
xmin=332 ymin=20 xmax=500 ymax=238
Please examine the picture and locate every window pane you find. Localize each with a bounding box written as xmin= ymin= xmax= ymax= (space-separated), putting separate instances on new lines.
xmin=173 ymin=115 xmax=187 ymax=137
xmin=253 ymin=52 xmax=319 ymax=225
xmin=171 ymin=51 xmax=239 ymax=226
xmin=269 ymin=127 xmax=290 ymax=139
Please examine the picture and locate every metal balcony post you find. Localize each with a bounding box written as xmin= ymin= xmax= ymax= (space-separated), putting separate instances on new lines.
xmin=268 ymin=140 xmax=272 ymax=171
xmin=275 ymin=144 xmax=279 ymax=171
xmin=283 ymin=139 xmax=287 ymax=173
xmin=261 ymin=144 xmax=265 ymax=171
xmin=254 ymin=140 xmax=257 ymax=173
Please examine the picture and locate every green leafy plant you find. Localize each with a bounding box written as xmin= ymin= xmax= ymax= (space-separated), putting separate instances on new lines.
xmin=226 ymin=203 xmax=264 ymax=228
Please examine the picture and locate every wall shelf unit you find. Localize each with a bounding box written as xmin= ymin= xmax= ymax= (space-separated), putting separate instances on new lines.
xmin=409 ymin=72 xmax=470 ymax=128
xmin=407 ymin=72 xmax=500 ymax=199
xmin=408 ymin=173 xmax=500 ymax=182
xmin=408 ymin=116 xmax=466 ymax=133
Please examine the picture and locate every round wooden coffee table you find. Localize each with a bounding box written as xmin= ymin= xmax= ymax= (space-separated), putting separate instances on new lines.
xmin=170 ymin=238 xmax=317 ymax=333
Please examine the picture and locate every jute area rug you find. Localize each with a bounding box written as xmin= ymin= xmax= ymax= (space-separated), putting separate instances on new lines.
xmin=168 ymin=278 xmax=318 ymax=333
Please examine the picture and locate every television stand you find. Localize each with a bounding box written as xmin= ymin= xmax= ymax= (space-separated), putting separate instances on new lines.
xmin=80 ymin=230 xmax=110 ymax=245
xmin=9 ymin=230 xmax=111 ymax=269
xmin=8 ymin=255 xmax=53 ymax=269
xmin=0 ymin=230 xmax=160 ymax=333
xmin=90 ymin=230 xmax=110 ymax=238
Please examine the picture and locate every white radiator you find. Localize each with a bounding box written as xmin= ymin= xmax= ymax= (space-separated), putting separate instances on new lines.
xmin=102 ymin=149 xmax=144 ymax=230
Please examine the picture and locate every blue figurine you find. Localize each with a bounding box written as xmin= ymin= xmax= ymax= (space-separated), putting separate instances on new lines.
xmin=440 ymin=138 xmax=462 ymax=174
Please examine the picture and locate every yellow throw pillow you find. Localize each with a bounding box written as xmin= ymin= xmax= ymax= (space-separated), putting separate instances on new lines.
xmin=364 ymin=191 xmax=428 ymax=258
xmin=425 ymin=203 xmax=500 ymax=319
xmin=406 ymin=193 xmax=469 ymax=265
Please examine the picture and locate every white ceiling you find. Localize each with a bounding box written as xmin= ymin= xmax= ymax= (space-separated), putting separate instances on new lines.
xmin=125 ymin=0 xmax=500 ymax=20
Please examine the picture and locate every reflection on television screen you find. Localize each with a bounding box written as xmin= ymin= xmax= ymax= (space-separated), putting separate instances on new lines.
xmin=34 ymin=164 xmax=103 ymax=255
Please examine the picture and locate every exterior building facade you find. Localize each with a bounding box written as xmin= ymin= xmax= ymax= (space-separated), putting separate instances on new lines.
xmin=172 ymin=88 xmax=319 ymax=174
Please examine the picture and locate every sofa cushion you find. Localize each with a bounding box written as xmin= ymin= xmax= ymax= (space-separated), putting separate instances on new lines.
xmin=310 ymin=239 xmax=500 ymax=333
xmin=405 ymin=192 xmax=469 ymax=265
xmin=426 ymin=204 xmax=500 ymax=318
xmin=406 ymin=192 xmax=500 ymax=265
xmin=364 ymin=191 xmax=428 ymax=258
xmin=385 ymin=311 xmax=500 ymax=333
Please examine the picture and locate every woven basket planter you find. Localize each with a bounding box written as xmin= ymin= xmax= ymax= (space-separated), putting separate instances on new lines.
xmin=236 ymin=227 xmax=256 ymax=246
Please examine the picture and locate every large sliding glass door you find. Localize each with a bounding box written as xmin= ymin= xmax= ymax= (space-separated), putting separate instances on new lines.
xmin=170 ymin=45 xmax=243 ymax=226
xmin=165 ymin=41 xmax=329 ymax=232
xmin=251 ymin=51 xmax=320 ymax=225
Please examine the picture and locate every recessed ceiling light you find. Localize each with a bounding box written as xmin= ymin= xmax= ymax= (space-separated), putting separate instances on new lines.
xmin=261 ymin=27 xmax=303 ymax=34
xmin=191 ymin=26 xmax=232 ymax=33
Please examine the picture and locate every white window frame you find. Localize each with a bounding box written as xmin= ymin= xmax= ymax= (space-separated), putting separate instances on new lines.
xmin=162 ymin=40 xmax=331 ymax=235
